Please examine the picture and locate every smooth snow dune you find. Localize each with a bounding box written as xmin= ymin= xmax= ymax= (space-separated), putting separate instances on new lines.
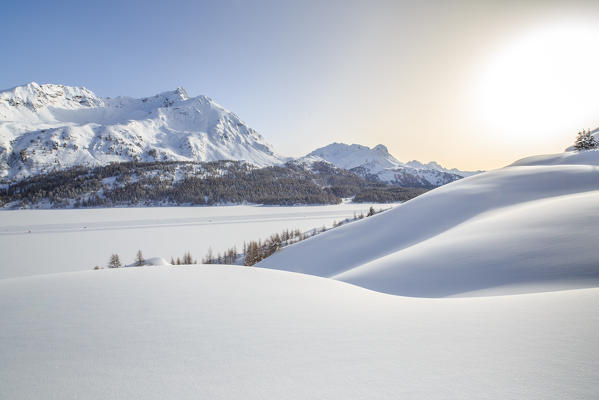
xmin=1 ymin=267 xmax=598 ymax=400
xmin=336 ymin=191 xmax=599 ymax=297
xmin=257 ymin=151 xmax=599 ymax=296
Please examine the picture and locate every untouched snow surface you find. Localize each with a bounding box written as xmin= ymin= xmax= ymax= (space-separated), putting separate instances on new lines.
xmin=258 ymin=150 xmax=599 ymax=297
xmin=2 ymin=147 xmax=598 ymax=399
xmin=0 ymin=203 xmax=391 ymax=279
xmin=1 ymin=267 xmax=597 ymax=400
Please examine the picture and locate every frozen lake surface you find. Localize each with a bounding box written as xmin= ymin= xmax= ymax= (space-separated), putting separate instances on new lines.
xmin=0 ymin=203 xmax=392 ymax=279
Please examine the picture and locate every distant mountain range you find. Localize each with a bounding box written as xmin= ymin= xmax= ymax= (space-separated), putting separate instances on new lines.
xmin=0 ymin=82 xmax=481 ymax=188
xmin=302 ymin=143 xmax=482 ymax=188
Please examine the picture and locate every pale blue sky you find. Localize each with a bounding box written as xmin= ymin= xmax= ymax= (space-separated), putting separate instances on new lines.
xmin=3 ymin=0 xmax=599 ymax=169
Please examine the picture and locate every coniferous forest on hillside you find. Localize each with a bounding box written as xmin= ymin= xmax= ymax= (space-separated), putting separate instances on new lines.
xmin=1 ymin=160 xmax=428 ymax=208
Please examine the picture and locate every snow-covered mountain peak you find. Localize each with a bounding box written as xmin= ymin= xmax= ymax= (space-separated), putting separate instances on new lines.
xmin=142 ymin=86 xmax=193 ymax=108
xmin=174 ymin=86 xmax=189 ymax=100
xmin=0 ymin=82 xmax=103 ymax=114
xmin=303 ymin=142 xmax=480 ymax=188
xmin=307 ymin=142 xmax=401 ymax=171
xmin=406 ymin=160 xmax=441 ymax=170
xmin=372 ymin=144 xmax=390 ymax=154
xmin=0 ymin=83 xmax=284 ymax=181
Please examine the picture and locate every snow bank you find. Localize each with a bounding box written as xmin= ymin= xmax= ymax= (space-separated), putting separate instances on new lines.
xmin=1 ymin=266 xmax=597 ymax=399
xmin=258 ymin=151 xmax=599 ymax=296
xmin=143 ymin=257 xmax=170 ymax=266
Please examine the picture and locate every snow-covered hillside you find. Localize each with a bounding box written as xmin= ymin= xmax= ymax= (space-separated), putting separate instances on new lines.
xmin=303 ymin=142 xmax=482 ymax=188
xmin=0 ymin=82 xmax=283 ymax=181
xmin=1 ymin=266 xmax=597 ymax=400
xmin=259 ymin=149 xmax=599 ymax=297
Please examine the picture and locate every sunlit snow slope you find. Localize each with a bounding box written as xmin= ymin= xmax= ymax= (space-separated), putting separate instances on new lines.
xmin=258 ymin=150 xmax=599 ymax=297
xmin=1 ymin=267 xmax=597 ymax=400
xmin=0 ymin=83 xmax=283 ymax=180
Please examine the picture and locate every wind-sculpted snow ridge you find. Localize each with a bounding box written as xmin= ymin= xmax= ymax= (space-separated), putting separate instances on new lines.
xmin=258 ymin=149 xmax=599 ymax=297
xmin=1 ymin=267 xmax=598 ymax=399
xmin=303 ymin=142 xmax=482 ymax=188
xmin=0 ymin=82 xmax=284 ymax=181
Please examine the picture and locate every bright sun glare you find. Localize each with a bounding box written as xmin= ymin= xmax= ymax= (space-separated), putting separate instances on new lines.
xmin=476 ymin=20 xmax=599 ymax=142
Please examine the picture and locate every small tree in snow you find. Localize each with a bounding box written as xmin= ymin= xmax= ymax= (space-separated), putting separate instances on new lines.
xmin=574 ymin=129 xmax=597 ymax=151
xmin=108 ymin=254 xmax=121 ymax=268
xmin=204 ymin=247 xmax=214 ymax=264
xmin=182 ymin=252 xmax=193 ymax=264
xmin=367 ymin=206 xmax=376 ymax=217
xmin=135 ymin=250 xmax=145 ymax=266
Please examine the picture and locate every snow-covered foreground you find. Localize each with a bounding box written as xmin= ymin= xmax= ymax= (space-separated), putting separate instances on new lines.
xmin=259 ymin=150 xmax=599 ymax=297
xmin=2 ymin=151 xmax=598 ymax=399
xmin=1 ymin=266 xmax=597 ymax=400
xmin=0 ymin=203 xmax=390 ymax=279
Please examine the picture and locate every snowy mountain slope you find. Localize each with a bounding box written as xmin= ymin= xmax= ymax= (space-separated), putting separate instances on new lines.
xmin=0 ymin=82 xmax=284 ymax=181
xmin=303 ymin=142 xmax=482 ymax=187
xmin=258 ymin=149 xmax=599 ymax=297
xmin=1 ymin=266 xmax=598 ymax=400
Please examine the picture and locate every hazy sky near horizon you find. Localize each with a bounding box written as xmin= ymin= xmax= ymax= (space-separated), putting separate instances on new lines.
xmin=3 ymin=0 xmax=599 ymax=170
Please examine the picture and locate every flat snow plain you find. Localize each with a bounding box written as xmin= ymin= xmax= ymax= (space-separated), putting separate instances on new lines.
xmin=0 ymin=203 xmax=390 ymax=279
